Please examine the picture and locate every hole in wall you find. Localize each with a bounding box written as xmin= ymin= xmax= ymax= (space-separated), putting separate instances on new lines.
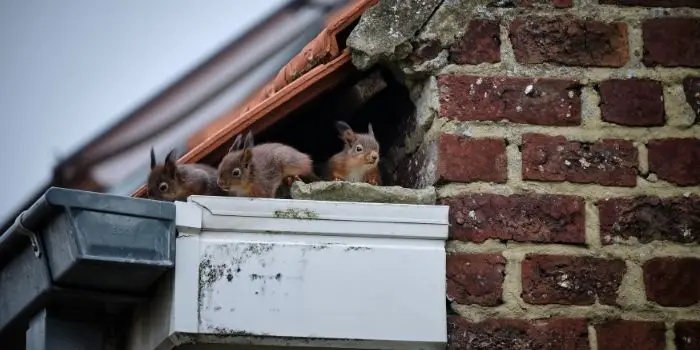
xmin=200 ymin=66 xmax=417 ymax=196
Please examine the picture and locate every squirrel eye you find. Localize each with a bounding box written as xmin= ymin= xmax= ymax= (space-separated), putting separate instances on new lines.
xmin=355 ymin=145 xmax=363 ymax=152
xmin=158 ymin=182 xmax=169 ymax=192
xmin=232 ymin=168 xmax=241 ymax=177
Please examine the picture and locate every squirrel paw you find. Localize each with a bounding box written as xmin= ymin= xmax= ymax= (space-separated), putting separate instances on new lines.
xmin=332 ymin=177 xmax=343 ymax=182
xmin=367 ymin=179 xmax=379 ymax=185
xmin=284 ymin=175 xmax=304 ymax=186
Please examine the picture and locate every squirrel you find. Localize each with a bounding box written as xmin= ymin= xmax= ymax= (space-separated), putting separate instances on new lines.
xmin=217 ymin=131 xmax=314 ymax=198
xmin=325 ymin=121 xmax=381 ymax=185
xmin=147 ymin=148 xmax=223 ymax=201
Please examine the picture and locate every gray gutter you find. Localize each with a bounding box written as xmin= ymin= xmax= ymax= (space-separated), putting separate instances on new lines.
xmin=0 ymin=187 xmax=176 ymax=346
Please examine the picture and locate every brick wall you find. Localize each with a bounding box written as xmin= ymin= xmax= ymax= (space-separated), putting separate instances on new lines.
xmin=389 ymin=0 xmax=700 ymax=349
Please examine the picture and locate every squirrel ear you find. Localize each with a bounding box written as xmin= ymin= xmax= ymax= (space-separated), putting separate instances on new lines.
xmin=150 ymin=147 xmax=156 ymax=169
xmin=243 ymin=131 xmax=255 ymax=149
xmin=241 ymin=148 xmax=253 ymax=168
xmin=335 ymin=121 xmax=356 ymax=143
xmin=229 ymin=134 xmax=242 ymax=153
xmin=164 ymin=149 xmax=177 ymax=174
xmin=367 ymin=123 xmax=375 ymax=138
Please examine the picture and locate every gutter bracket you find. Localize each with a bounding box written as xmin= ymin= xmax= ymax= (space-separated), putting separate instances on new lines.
xmin=14 ymin=212 xmax=42 ymax=258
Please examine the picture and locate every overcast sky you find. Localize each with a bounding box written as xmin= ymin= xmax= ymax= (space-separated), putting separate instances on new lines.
xmin=0 ymin=0 xmax=287 ymax=221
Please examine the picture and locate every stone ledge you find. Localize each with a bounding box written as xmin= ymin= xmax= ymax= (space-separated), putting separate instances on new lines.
xmin=290 ymin=181 xmax=437 ymax=205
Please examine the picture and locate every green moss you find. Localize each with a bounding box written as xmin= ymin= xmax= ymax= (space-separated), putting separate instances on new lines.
xmin=273 ymin=208 xmax=320 ymax=220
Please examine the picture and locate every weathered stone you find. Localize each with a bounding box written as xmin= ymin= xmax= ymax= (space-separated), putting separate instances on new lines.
xmin=683 ymin=77 xmax=700 ymax=121
xmin=290 ymin=181 xmax=436 ymax=205
xmin=601 ymin=0 xmax=700 ymax=7
xmin=440 ymin=194 xmax=586 ymax=244
xmin=643 ymin=18 xmax=700 ymax=67
xmin=648 ymin=138 xmax=700 ymax=186
xmin=438 ymin=75 xmax=582 ymax=126
xmin=450 ymin=19 xmax=501 ymax=64
xmin=417 ymin=0 xmax=492 ymax=49
xmin=347 ymin=0 xmax=443 ymax=70
xmin=598 ymin=79 xmax=666 ymax=127
xmin=598 ymin=196 xmax=700 ymax=244
xmin=510 ymin=16 xmax=629 ymax=67
xmin=447 ymin=253 xmax=505 ymax=306
xmin=644 ymin=257 xmax=700 ymax=307
xmin=448 ymin=316 xmax=589 ymax=350
xmin=675 ymin=321 xmax=700 ymax=350
xmin=596 ymin=320 xmax=666 ymax=350
xmin=521 ymin=254 xmax=627 ymax=305
xmin=522 ymin=134 xmax=638 ymax=187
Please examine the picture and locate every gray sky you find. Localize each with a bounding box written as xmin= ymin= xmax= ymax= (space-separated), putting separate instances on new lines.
xmin=0 ymin=0 xmax=287 ymax=219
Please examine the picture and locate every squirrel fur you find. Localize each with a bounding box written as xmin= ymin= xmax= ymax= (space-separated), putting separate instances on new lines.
xmin=147 ymin=148 xmax=223 ymax=201
xmin=325 ymin=121 xmax=381 ymax=185
xmin=217 ymin=131 xmax=314 ymax=198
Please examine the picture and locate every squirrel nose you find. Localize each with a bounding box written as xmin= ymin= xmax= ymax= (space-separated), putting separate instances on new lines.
xmin=370 ymin=153 xmax=378 ymax=162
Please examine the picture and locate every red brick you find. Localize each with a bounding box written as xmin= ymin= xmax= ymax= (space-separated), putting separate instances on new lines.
xmin=643 ymin=18 xmax=700 ymax=67
xmin=684 ymin=77 xmax=700 ymax=121
xmin=596 ymin=320 xmax=666 ymax=350
xmin=675 ymin=321 xmax=700 ymax=350
xmin=447 ymin=316 xmax=589 ymax=350
xmin=521 ymin=254 xmax=626 ymax=305
xmin=601 ymin=0 xmax=700 ymax=7
xmin=510 ymin=16 xmax=629 ymax=67
xmin=522 ymin=134 xmax=638 ymax=187
xmin=644 ymin=257 xmax=700 ymax=307
xmin=440 ymin=194 xmax=585 ymax=244
xmin=447 ymin=253 xmax=505 ymax=306
xmin=438 ymin=75 xmax=581 ymax=125
xmin=598 ymin=196 xmax=700 ymax=244
xmin=437 ymin=134 xmax=507 ymax=183
xmin=598 ymin=79 xmax=665 ymax=126
xmin=648 ymin=138 xmax=700 ymax=186
xmin=450 ymin=19 xmax=501 ymax=64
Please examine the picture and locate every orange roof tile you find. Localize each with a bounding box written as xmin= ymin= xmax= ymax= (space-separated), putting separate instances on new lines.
xmin=132 ymin=0 xmax=377 ymax=198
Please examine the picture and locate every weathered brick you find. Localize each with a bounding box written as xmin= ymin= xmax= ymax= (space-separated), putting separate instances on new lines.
xmin=596 ymin=320 xmax=666 ymax=350
xmin=438 ymin=75 xmax=581 ymax=125
xmin=643 ymin=18 xmax=700 ymax=67
xmin=522 ymin=134 xmax=638 ymax=187
xmin=447 ymin=316 xmax=589 ymax=350
xmin=494 ymin=0 xmax=573 ymax=7
xmin=598 ymin=79 xmax=665 ymax=126
xmin=437 ymin=134 xmax=507 ymax=183
xmin=510 ymin=16 xmax=629 ymax=67
xmin=675 ymin=321 xmax=700 ymax=350
xmin=440 ymin=194 xmax=585 ymax=244
xmin=644 ymin=257 xmax=700 ymax=307
xmin=648 ymin=138 xmax=700 ymax=186
xmin=551 ymin=0 xmax=573 ymax=8
xmin=447 ymin=253 xmax=505 ymax=306
xmin=521 ymin=254 xmax=626 ymax=305
xmin=598 ymin=196 xmax=700 ymax=244
xmin=600 ymin=0 xmax=700 ymax=7
xmin=450 ymin=19 xmax=501 ymax=64
xmin=684 ymin=77 xmax=700 ymax=121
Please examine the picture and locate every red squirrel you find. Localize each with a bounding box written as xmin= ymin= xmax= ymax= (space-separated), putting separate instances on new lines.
xmin=147 ymin=148 xmax=223 ymax=201
xmin=217 ymin=131 xmax=314 ymax=198
xmin=326 ymin=121 xmax=381 ymax=185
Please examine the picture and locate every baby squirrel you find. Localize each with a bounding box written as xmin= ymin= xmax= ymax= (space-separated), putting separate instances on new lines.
xmin=326 ymin=121 xmax=381 ymax=185
xmin=217 ymin=131 xmax=314 ymax=198
xmin=147 ymin=148 xmax=223 ymax=201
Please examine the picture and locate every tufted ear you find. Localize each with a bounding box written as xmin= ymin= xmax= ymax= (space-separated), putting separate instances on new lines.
xmin=229 ymin=134 xmax=242 ymax=153
xmin=150 ymin=147 xmax=157 ymax=169
xmin=241 ymin=131 xmax=255 ymax=168
xmin=163 ymin=149 xmax=178 ymax=175
xmin=367 ymin=123 xmax=375 ymax=138
xmin=335 ymin=121 xmax=357 ymax=145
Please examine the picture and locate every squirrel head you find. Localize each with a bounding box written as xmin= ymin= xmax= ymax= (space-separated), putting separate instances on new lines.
xmin=217 ymin=131 xmax=255 ymax=195
xmin=147 ymin=148 xmax=189 ymax=201
xmin=335 ymin=121 xmax=380 ymax=169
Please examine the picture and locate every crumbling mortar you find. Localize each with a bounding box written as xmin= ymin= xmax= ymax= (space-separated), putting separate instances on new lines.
xmin=588 ymin=323 xmax=599 ymax=350
xmin=664 ymin=84 xmax=698 ymax=128
xmin=666 ymin=323 xmax=677 ymax=350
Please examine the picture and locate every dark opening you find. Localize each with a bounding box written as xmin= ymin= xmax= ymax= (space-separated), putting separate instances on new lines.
xmin=202 ymin=65 xmax=416 ymax=196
